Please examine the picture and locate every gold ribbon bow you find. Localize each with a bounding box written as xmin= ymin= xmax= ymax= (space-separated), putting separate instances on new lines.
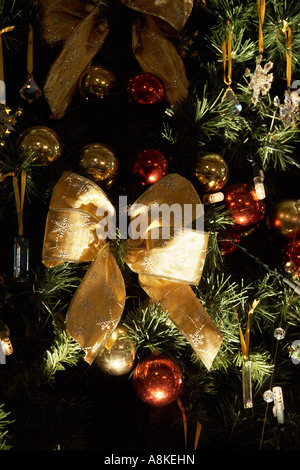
xmin=42 ymin=171 xmax=223 ymax=369
xmin=39 ymin=0 xmax=192 ymax=119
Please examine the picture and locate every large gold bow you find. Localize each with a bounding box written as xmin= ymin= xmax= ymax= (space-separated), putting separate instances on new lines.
xmin=42 ymin=171 xmax=223 ymax=369
xmin=39 ymin=0 xmax=193 ymax=119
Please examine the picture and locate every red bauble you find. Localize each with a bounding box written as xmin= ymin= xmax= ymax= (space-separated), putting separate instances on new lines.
xmin=224 ymin=183 xmax=265 ymax=227
xmin=218 ymin=225 xmax=241 ymax=255
xmin=132 ymin=354 xmax=183 ymax=407
xmin=127 ymin=73 xmax=165 ymax=105
xmin=132 ymin=149 xmax=169 ymax=186
xmin=282 ymin=239 xmax=300 ymax=278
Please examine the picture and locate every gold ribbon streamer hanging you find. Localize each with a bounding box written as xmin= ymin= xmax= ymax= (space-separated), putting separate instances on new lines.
xmin=27 ymin=24 xmax=33 ymax=76
xmin=177 ymin=399 xmax=202 ymax=450
xmin=257 ymin=0 xmax=266 ymax=54
xmin=12 ymin=170 xmax=26 ymax=237
xmin=38 ymin=0 xmax=192 ymax=119
xmin=0 ymin=26 xmax=14 ymax=82
xmin=222 ymin=19 xmax=232 ymax=86
xmin=42 ymin=171 xmax=223 ymax=368
xmin=177 ymin=399 xmax=188 ymax=449
xmin=235 ymin=299 xmax=259 ymax=359
xmin=282 ymin=20 xmax=292 ymax=88
xmin=1 ymin=170 xmax=26 ymax=236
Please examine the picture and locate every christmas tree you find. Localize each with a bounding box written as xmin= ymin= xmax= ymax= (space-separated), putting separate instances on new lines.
xmin=0 ymin=0 xmax=299 ymax=454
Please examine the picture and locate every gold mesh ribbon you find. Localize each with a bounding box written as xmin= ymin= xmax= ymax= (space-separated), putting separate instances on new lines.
xmin=42 ymin=171 xmax=223 ymax=368
xmin=39 ymin=0 xmax=193 ymax=119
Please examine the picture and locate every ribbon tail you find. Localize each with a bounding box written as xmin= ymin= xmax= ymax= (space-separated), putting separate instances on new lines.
xmin=131 ymin=16 xmax=189 ymax=106
xmin=43 ymin=8 xmax=109 ymax=119
xmin=66 ymin=243 xmax=126 ymax=364
xmin=139 ymin=275 xmax=223 ymax=370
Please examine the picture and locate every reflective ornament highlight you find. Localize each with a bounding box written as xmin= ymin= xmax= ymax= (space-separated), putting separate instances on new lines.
xmin=94 ymin=326 xmax=136 ymax=376
xmin=132 ymin=149 xmax=169 ymax=186
xmin=18 ymin=126 xmax=61 ymax=164
xmin=282 ymin=239 xmax=300 ymax=278
xmin=274 ymin=327 xmax=285 ymax=340
xmin=224 ymin=183 xmax=265 ymax=227
xmin=222 ymin=86 xmax=242 ymax=114
xmin=127 ymin=73 xmax=165 ymax=105
xmin=263 ymin=390 xmax=274 ymax=403
xmin=267 ymin=199 xmax=300 ymax=239
xmin=133 ymin=354 xmax=183 ymax=406
xmin=19 ymin=73 xmax=42 ymax=103
xmin=194 ymin=153 xmax=229 ymax=193
xmin=79 ymin=142 xmax=118 ymax=188
xmin=218 ymin=225 xmax=241 ymax=255
xmin=79 ymin=65 xmax=116 ymax=101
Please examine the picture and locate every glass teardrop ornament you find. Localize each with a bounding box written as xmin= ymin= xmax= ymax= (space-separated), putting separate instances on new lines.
xmin=19 ymin=73 xmax=42 ymax=103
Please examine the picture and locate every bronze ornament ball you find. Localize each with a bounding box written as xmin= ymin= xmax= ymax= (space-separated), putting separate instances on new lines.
xmin=17 ymin=126 xmax=61 ymax=164
xmin=79 ymin=142 xmax=118 ymax=188
xmin=79 ymin=65 xmax=116 ymax=101
xmin=194 ymin=152 xmax=229 ymax=192
xmin=94 ymin=326 xmax=136 ymax=376
xmin=127 ymin=73 xmax=165 ymax=105
xmin=132 ymin=149 xmax=169 ymax=186
xmin=267 ymin=199 xmax=300 ymax=239
xmin=132 ymin=354 xmax=184 ymax=407
xmin=224 ymin=183 xmax=265 ymax=227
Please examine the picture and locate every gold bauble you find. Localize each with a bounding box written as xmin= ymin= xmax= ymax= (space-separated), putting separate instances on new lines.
xmin=79 ymin=65 xmax=116 ymax=101
xmin=79 ymin=142 xmax=118 ymax=188
xmin=17 ymin=126 xmax=61 ymax=164
xmin=194 ymin=152 xmax=229 ymax=192
xmin=268 ymin=199 xmax=300 ymax=239
xmin=94 ymin=326 xmax=136 ymax=376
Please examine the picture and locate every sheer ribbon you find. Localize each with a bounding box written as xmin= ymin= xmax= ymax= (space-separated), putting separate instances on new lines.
xmin=42 ymin=171 xmax=223 ymax=369
xmin=39 ymin=0 xmax=193 ymax=118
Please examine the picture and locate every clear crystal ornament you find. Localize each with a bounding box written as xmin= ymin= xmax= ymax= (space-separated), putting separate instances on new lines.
xmin=222 ymin=86 xmax=242 ymax=115
xmin=263 ymin=390 xmax=274 ymax=403
xmin=245 ymin=55 xmax=273 ymax=105
xmin=19 ymin=73 xmax=42 ymax=103
xmin=274 ymin=89 xmax=300 ymax=126
xmin=13 ymin=236 xmax=29 ymax=280
xmin=274 ymin=327 xmax=286 ymax=340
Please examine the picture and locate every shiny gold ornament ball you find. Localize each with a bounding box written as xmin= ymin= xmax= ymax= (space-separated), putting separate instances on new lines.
xmin=194 ymin=152 xmax=229 ymax=192
xmin=267 ymin=199 xmax=300 ymax=239
xmin=94 ymin=327 xmax=136 ymax=376
xmin=79 ymin=65 xmax=116 ymax=101
xmin=17 ymin=126 xmax=61 ymax=164
xmin=79 ymin=142 xmax=118 ymax=188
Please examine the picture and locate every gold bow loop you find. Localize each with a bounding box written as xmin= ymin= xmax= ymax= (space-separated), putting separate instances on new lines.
xmin=42 ymin=171 xmax=223 ymax=369
xmin=39 ymin=0 xmax=193 ymax=119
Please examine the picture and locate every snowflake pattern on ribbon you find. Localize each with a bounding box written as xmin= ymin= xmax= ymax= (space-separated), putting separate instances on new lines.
xmin=245 ymin=55 xmax=273 ymax=105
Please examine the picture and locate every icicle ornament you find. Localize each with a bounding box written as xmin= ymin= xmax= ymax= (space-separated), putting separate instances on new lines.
xmin=272 ymin=387 xmax=284 ymax=424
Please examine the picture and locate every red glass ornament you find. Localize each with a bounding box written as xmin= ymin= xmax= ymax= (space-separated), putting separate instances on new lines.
xmin=127 ymin=73 xmax=165 ymax=105
xmin=218 ymin=225 xmax=241 ymax=255
xmin=132 ymin=354 xmax=184 ymax=407
xmin=224 ymin=183 xmax=265 ymax=227
xmin=282 ymin=239 xmax=300 ymax=278
xmin=132 ymin=149 xmax=169 ymax=186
